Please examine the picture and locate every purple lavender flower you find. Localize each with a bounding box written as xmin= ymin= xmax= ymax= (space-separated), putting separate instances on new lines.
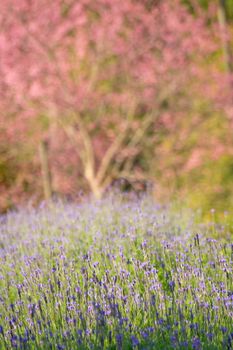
xmin=192 ymin=337 xmax=201 ymax=350
xmin=131 ymin=335 xmax=139 ymax=347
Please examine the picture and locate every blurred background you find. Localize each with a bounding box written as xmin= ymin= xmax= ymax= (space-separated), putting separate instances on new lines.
xmin=0 ymin=0 xmax=232 ymax=219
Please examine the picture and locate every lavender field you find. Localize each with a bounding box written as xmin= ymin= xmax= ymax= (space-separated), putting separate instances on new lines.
xmin=0 ymin=194 xmax=232 ymax=349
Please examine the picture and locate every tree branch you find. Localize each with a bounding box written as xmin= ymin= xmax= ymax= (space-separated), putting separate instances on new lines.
xmin=96 ymin=120 xmax=131 ymax=185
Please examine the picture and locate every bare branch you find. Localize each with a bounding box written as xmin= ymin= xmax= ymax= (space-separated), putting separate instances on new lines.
xmin=74 ymin=114 xmax=95 ymax=171
xmin=59 ymin=122 xmax=85 ymax=161
xmin=96 ymin=121 xmax=131 ymax=185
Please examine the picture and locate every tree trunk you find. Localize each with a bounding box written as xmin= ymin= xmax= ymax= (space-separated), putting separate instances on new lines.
xmin=39 ymin=139 xmax=53 ymax=201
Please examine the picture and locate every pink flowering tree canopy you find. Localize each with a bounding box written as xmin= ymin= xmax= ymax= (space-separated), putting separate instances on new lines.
xmin=0 ymin=0 xmax=232 ymax=201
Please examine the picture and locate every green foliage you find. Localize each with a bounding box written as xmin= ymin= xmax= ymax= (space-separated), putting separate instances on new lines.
xmin=181 ymin=155 xmax=233 ymax=219
xmin=183 ymin=0 xmax=233 ymax=20
xmin=225 ymin=0 xmax=233 ymax=19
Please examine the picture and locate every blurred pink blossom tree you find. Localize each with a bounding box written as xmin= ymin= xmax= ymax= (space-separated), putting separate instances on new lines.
xmin=0 ymin=0 xmax=232 ymax=205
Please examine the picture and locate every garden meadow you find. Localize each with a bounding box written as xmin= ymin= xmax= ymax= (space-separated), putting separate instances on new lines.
xmin=0 ymin=193 xmax=232 ymax=349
